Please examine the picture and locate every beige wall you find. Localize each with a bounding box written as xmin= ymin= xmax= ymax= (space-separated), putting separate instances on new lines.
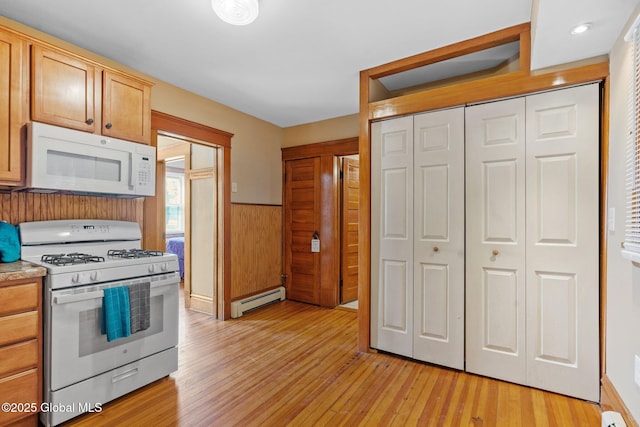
xmin=282 ymin=114 xmax=359 ymax=147
xmin=0 ymin=16 xmax=284 ymax=206
xmin=606 ymin=3 xmax=640 ymax=421
xmin=152 ymin=82 xmax=283 ymax=205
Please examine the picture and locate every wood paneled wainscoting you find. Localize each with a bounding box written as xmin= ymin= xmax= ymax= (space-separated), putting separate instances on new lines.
xmin=231 ymin=203 xmax=282 ymax=300
xmin=0 ymin=192 xmax=144 ymax=227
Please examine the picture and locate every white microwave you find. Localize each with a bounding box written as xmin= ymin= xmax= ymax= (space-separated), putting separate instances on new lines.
xmin=27 ymin=122 xmax=156 ymax=197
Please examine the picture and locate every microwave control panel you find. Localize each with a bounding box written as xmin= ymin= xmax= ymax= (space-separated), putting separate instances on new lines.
xmin=138 ymin=159 xmax=152 ymax=186
xmin=134 ymin=145 xmax=156 ymax=196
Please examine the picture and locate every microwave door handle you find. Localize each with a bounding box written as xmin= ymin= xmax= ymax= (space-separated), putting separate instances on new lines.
xmin=128 ymin=153 xmax=134 ymax=190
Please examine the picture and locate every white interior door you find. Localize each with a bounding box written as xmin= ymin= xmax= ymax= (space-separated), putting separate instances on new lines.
xmin=525 ymin=83 xmax=600 ymax=401
xmin=465 ymin=98 xmax=527 ymax=384
xmin=413 ymin=108 xmax=465 ymax=369
xmin=371 ymin=116 xmax=414 ymax=357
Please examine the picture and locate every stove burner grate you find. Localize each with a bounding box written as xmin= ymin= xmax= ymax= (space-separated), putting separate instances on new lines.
xmin=107 ymin=249 xmax=164 ymax=259
xmin=41 ymin=253 xmax=106 ymax=266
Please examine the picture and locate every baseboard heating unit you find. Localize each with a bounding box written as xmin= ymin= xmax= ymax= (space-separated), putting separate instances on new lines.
xmin=231 ymin=286 xmax=286 ymax=318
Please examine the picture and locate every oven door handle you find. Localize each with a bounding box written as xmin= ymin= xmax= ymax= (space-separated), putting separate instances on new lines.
xmin=52 ymin=279 xmax=177 ymax=305
xmin=54 ymin=290 xmax=105 ymax=305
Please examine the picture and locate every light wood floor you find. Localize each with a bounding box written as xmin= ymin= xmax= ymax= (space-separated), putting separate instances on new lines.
xmin=67 ymin=299 xmax=602 ymax=426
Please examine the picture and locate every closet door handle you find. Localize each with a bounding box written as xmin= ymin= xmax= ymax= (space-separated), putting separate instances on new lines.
xmin=492 ymin=249 xmax=500 ymax=256
xmin=433 ymin=246 xmax=439 ymax=252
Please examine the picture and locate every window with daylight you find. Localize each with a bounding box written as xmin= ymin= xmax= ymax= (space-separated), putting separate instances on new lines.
xmin=165 ymin=170 xmax=185 ymax=235
xmin=624 ymin=16 xmax=640 ymax=258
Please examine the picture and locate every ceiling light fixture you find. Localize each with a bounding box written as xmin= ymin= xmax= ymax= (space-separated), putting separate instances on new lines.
xmin=570 ymin=23 xmax=592 ymax=35
xmin=212 ymin=0 xmax=259 ymax=26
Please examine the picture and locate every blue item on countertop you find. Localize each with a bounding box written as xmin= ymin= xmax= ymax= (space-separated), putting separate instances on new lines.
xmin=101 ymin=286 xmax=132 ymax=342
xmin=0 ymin=221 xmax=20 ymax=263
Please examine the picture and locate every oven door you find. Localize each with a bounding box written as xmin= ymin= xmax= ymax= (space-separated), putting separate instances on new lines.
xmin=46 ymin=272 xmax=179 ymax=392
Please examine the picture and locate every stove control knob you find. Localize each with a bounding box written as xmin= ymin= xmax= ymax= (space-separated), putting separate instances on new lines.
xmin=71 ymin=273 xmax=80 ymax=283
xmin=148 ymin=265 xmax=156 ymax=273
xmin=90 ymin=271 xmax=99 ymax=281
xmin=161 ymin=263 xmax=168 ymax=272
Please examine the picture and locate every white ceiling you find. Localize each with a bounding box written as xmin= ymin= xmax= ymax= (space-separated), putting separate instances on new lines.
xmin=0 ymin=0 xmax=637 ymax=127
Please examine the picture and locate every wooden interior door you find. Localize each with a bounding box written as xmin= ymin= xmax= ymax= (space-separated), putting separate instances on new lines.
xmin=465 ymin=98 xmax=527 ymax=384
xmin=340 ymin=157 xmax=359 ymax=304
xmin=412 ymin=107 xmax=465 ymax=369
xmin=284 ymin=157 xmax=321 ymax=305
xmin=370 ymin=116 xmax=414 ymax=358
xmin=524 ymin=83 xmax=599 ymax=401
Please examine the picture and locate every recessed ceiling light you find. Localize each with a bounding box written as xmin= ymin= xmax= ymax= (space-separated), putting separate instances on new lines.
xmin=570 ymin=23 xmax=592 ymax=35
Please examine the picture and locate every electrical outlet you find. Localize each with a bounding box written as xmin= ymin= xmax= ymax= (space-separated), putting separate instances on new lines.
xmin=635 ymin=355 xmax=640 ymax=388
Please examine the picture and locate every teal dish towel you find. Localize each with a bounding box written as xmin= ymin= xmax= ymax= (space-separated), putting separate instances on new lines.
xmin=0 ymin=222 xmax=20 ymax=263
xmin=101 ymin=286 xmax=132 ymax=342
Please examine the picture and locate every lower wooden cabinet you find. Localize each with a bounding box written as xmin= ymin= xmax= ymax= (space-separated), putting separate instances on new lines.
xmin=0 ymin=277 xmax=42 ymax=426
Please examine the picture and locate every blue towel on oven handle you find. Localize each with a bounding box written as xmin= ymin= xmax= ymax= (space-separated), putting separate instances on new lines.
xmin=101 ymin=286 xmax=132 ymax=342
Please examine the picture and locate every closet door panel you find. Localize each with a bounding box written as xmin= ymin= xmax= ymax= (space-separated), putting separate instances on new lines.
xmin=413 ymin=108 xmax=465 ymax=369
xmin=525 ymin=83 xmax=599 ymax=401
xmin=371 ymin=117 xmax=414 ymax=358
xmin=466 ymin=98 xmax=527 ymax=384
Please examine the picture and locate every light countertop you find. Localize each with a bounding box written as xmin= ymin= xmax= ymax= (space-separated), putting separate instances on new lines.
xmin=0 ymin=261 xmax=46 ymax=282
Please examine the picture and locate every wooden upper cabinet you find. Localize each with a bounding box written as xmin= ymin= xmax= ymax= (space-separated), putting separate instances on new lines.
xmin=0 ymin=29 xmax=28 ymax=184
xmin=31 ymin=44 xmax=97 ymax=133
xmin=103 ymin=70 xmax=151 ymax=144
xmin=31 ymin=44 xmax=152 ymax=144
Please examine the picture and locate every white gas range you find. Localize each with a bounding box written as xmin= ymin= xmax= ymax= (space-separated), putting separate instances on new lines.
xmin=19 ymin=219 xmax=180 ymax=427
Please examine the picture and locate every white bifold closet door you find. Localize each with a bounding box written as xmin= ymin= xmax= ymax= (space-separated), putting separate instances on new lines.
xmin=524 ymin=84 xmax=599 ymax=401
xmin=465 ymin=97 xmax=527 ymax=384
xmin=465 ymin=83 xmax=600 ymax=401
xmin=371 ymin=107 xmax=465 ymax=369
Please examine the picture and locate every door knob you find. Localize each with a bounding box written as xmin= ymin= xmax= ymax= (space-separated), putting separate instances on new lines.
xmin=492 ymin=249 xmax=500 ymax=256
xmin=433 ymin=246 xmax=439 ymax=252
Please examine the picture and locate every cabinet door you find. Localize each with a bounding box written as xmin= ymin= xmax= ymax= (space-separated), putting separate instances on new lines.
xmin=371 ymin=116 xmax=414 ymax=358
xmin=413 ymin=108 xmax=465 ymax=369
xmin=31 ymin=45 xmax=97 ymax=133
xmin=102 ymin=71 xmax=151 ymax=144
xmin=525 ymin=83 xmax=599 ymax=401
xmin=0 ymin=30 xmax=27 ymax=183
xmin=465 ymin=98 xmax=527 ymax=384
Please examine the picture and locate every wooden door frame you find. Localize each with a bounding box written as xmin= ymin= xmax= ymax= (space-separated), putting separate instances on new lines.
xmin=144 ymin=110 xmax=233 ymax=319
xmin=358 ymin=22 xmax=610 ymax=384
xmin=282 ymin=137 xmax=358 ymax=307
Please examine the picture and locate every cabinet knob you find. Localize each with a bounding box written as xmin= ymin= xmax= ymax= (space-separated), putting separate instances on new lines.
xmin=433 ymin=246 xmax=439 ymax=252
xmin=86 ymin=118 xmax=94 ymax=125
xmin=492 ymin=249 xmax=500 ymax=256
xmin=105 ymin=122 xmax=113 ymax=129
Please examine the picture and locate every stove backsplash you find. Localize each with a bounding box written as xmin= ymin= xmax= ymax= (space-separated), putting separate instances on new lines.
xmin=0 ymin=192 xmax=143 ymax=228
